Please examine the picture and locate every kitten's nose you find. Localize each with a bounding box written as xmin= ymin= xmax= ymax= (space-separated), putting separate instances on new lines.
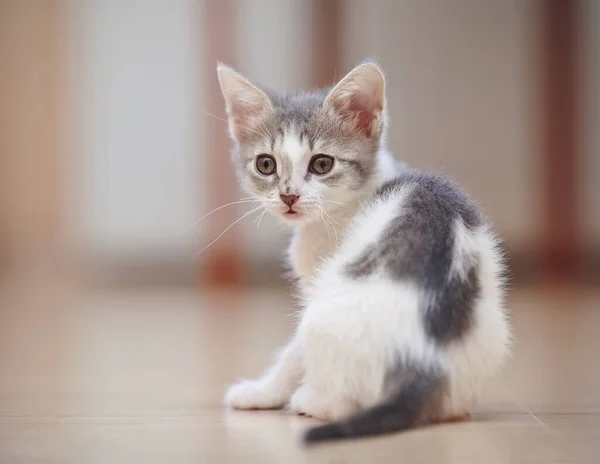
xmin=280 ymin=194 xmax=299 ymax=207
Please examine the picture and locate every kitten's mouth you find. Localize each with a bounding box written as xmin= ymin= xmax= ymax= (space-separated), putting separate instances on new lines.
xmin=285 ymin=209 xmax=298 ymax=215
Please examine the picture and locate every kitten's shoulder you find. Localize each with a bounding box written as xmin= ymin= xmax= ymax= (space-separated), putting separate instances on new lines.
xmin=373 ymin=169 xmax=485 ymax=230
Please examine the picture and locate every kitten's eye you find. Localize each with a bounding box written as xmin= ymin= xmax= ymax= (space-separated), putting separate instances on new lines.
xmin=256 ymin=155 xmax=276 ymax=175
xmin=309 ymin=155 xmax=334 ymax=175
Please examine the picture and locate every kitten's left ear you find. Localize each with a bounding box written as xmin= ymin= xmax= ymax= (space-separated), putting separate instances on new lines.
xmin=217 ymin=64 xmax=273 ymax=143
xmin=325 ymin=62 xmax=385 ymax=138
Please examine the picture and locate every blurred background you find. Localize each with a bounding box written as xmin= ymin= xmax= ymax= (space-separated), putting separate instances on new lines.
xmin=0 ymin=0 xmax=598 ymax=288
xmin=1 ymin=1 xmax=600 ymax=461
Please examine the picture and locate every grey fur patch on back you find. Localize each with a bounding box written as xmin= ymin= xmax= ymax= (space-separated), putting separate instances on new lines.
xmin=346 ymin=171 xmax=484 ymax=344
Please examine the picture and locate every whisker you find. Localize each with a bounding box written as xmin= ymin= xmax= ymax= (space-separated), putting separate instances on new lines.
xmin=326 ymin=215 xmax=338 ymax=243
xmin=313 ymin=114 xmax=326 ymax=142
xmin=256 ymin=118 xmax=273 ymax=142
xmin=193 ymin=205 xmax=263 ymax=259
xmin=314 ymin=112 xmax=336 ymax=142
xmin=255 ymin=208 xmax=268 ymax=228
xmin=325 ymin=211 xmax=338 ymax=226
xmin=316 ymin=208 xmax=331 ymax=244
xmin=245 ymin=107 xmax=272 ymax=140
xmin=317 ymin=204 xmax=338 ymax=243
xmin=183 ymin=199 xmax=261 ymax=233
xmin=316 ymin=123 xmax=337 ymax=140
xmin=315 ymin=205 xmax=336 ymax=245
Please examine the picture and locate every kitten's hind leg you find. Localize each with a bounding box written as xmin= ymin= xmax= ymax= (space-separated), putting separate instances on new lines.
xmin=290 ymin=384 xmax=359 ymax=421
xmin=225 ymin=335 xmax=303 ymax=410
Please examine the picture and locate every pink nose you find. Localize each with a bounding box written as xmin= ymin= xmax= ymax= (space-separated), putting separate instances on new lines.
xmin=280 ymin=194 xmax=299 ymax=207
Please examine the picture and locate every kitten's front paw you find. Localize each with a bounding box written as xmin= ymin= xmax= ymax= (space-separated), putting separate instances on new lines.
xmin=225 ymin=380 xmax=285 ymax=410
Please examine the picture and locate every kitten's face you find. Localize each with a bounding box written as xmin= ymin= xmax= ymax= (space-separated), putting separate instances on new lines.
xmin=218 ymin=63 xmax=386 ymax=225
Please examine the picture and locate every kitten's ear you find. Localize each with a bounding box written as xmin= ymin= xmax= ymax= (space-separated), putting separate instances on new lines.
xmin=217 ymin=64 xmax=273 ymax=142
xmin=325 ymin=62 xmax=385 ymax=138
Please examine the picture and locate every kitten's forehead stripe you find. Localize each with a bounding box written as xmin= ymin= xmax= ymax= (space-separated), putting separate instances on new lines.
xmin=281 ymin=133 xmax=306 ymax=164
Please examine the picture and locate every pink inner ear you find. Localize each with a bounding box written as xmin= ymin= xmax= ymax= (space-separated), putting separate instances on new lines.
xmin=232 ymin=100 xmax=257 ymax=121
xmin=344 ymin=94 xmax=379 ymax=136
xmin=229 ymin=100 xmax=267 ymax=140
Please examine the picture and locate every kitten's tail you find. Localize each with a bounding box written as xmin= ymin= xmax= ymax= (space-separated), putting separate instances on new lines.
xmin=303 ymin=368 xmax=441 ymax=445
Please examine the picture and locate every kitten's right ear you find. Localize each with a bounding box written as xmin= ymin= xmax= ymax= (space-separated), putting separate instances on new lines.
xmin=217 ymin=64 xmax=273 ymax=143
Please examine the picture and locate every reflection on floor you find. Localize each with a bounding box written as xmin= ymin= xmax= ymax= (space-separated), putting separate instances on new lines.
xmin=1 ymin=267 xmax=599 ymax=463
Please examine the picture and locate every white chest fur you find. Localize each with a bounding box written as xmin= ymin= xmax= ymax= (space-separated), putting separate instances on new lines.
xmin=288 ymin=224 xmax=334 ymax=284
xmin=287 ymin=203 xmax=359 ymax=287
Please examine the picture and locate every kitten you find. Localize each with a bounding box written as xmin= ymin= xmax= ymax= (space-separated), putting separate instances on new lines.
xmin=217 ymin=62 xmax=511 ymax=444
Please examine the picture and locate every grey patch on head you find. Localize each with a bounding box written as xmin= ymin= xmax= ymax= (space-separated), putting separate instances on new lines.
xmin=304 ymin=360 xmax=443 ymax=445
xmin=249 ymin=172 xmax=278 ymax=192
xmin=280 ymin=155 xmax=293 ymax=182
xmin=345 ymin=171 xmax=484 ymax=344
xmin=260 ymin=89 xmax=332 ymax=146
xmin=337 ymin=158 xmax=373 ymax=188
xmin=267 ymin=88 xmax=331 ymax=126
xmin=317 ymin=171 xmax=345 ymax=186
xmin=307 ymin=133 xmax=315 ymax=151
xmin=299 ymin=129 xmax=311 ymax=148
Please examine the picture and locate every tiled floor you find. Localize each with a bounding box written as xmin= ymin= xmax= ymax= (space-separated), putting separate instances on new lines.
xmin=1 ymin=267 xmax=599 ymax=463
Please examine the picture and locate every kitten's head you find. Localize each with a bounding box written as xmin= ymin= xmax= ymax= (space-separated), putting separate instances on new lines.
xmin=217 ymin=62 xmax=386 ymax=225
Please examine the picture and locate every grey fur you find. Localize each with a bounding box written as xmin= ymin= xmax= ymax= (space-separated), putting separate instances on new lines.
xmin=304 ymin=360 xmax=443 ymax=444
xmin=252 ymin=176 xmax=277 ymax=192
xmin=338 ymin=157 xmax=373 ymax=188
xmin=318 ymin=171 xmax=345 ymax=186
xmin=234 ymin=84 xmax=381 ymax=196
xmin=427 ymin=262 xmax=480 ymax=344
xmin=346 ymin=170 xmax=484 ymax=344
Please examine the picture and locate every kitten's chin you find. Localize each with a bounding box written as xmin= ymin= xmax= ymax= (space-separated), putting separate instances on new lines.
xmin=275 ymin=209 xmax=312 ymax=226
xmin=280 ymin=211 xmax=304 ymax=223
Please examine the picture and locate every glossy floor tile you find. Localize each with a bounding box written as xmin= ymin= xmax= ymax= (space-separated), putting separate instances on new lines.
xmin=0 ymin=267 xmax=599 ymax=463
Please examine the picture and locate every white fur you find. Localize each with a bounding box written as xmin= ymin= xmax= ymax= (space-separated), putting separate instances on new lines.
xmin=280 ymin=133 xmax=306 ymax=165
xmin=225 ymin=182 xmax=511 ymax=422
xmin=222 ymin=63 xmax=510 ymax=427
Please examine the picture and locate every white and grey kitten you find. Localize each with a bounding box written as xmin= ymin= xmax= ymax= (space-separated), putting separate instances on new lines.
xmin=218 ymin=62 xmax=511 ymax=444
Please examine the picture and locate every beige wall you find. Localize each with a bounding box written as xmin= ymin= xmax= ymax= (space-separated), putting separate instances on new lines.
xmin=0 ymin=1 xmax=63 ymax=262
xmin=65 ymin=0 xmax=203 ymax=262
xmin=583 ymin=0 xmax=600 ymax=250
xmin=341 ymin=0 xmax=542 ymax=250
xmin=4 ymin=0 xmax=597 ymax=276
